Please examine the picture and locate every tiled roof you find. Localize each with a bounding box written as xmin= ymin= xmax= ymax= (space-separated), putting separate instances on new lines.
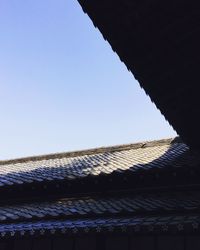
xmin=0 ymin=191 xmax=200 ymax=223
xmin=0 ymin=137 xmax=199 ymax=237
xmin=0 ymin=138 xmax=194 ymax=194
xmin=0 ymin=137 xmax=199 ymax=200
xmin=0 ymin=190 xmax=200 ymax=237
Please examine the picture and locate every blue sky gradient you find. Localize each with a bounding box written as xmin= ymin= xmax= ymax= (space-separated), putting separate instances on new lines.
xmin=0 ymin=0 xmax=176 ymax=159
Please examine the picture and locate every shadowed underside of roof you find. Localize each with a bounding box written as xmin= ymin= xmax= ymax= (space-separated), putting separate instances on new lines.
xmin=77 ymin=0 xmax=200 ymax=148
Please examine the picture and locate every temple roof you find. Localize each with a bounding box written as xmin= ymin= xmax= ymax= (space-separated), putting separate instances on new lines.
xmin=0 ymin=137 xmax=200 ymax=238
xmin=0 ymin=137 xmax=195 ymax=199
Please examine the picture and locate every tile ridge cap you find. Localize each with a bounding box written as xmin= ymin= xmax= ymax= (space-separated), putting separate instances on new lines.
xmin=0 ymin=137 xmax=180 ymax=166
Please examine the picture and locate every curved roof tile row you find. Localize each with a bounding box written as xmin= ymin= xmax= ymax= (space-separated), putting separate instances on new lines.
xmin=0 ymin=138 xmax=191 ymax=189
xmin=0 ymin=191 xmax=199 ymax=223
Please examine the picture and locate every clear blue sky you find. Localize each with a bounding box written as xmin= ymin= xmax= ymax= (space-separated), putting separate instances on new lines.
xmin=0 ymin=0 xmax=176 ymax=159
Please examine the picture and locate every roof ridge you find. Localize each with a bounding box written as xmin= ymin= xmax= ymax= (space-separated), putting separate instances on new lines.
xmin=0 ymin=137 xmax=181 ymax=165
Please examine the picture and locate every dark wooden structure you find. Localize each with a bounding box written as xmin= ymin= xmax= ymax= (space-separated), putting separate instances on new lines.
xmin=0 ymin=138 xmax=200 ymax=249
xmin=77 ymin=0 xmax=200 ymax=148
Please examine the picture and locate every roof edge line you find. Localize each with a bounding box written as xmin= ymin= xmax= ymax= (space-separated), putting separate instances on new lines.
xmin=0 ymin=137 xmax=180 ymax=165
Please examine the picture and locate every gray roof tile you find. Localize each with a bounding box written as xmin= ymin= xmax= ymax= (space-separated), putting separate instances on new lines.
xmin=0 ymin=138 xmax=192 ymax=190
xmin=0 ymin=190 xmax=199 ymax=223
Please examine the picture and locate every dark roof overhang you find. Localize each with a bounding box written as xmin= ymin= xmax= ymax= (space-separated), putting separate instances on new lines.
xmin=77 ymin=0 xmax=200 ymax=148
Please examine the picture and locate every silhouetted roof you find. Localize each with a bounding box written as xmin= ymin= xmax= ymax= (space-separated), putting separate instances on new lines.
xmin=77 ymin=0 xmax=200 ymax=148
